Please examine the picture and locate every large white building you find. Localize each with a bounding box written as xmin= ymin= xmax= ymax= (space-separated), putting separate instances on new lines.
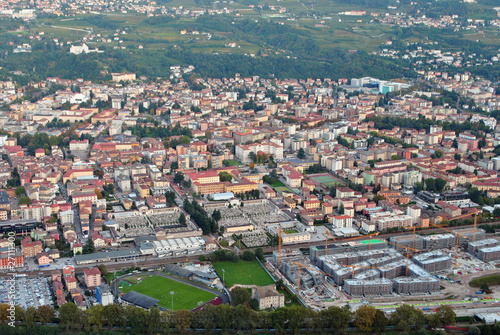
xmin=236 ymin=141 xmax=283 ymax=163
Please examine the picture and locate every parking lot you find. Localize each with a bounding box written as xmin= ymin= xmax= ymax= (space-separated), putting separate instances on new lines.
xmin=0 ymin=277 xmax=54 ymax=309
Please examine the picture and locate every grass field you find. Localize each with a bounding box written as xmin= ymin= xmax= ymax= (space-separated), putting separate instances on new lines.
xmin=212 ymin=261 xmax=274 ymax=288
xmin=310 ymin=175 xmax=343 ymax=188
xmin=469 ymin=274 xmax=500 ymax=287
xmin=119 ymin=275 xmax=217 ymax=310
xmin=284 ymin=229 xmax=298 ymax=234
xmin=274 ymin=186 xmax=293 ymax=193
xmin=223 ymin=159 xmax=242 ymax=167
xmin=270 ymin=180 xmax=286 ymax=188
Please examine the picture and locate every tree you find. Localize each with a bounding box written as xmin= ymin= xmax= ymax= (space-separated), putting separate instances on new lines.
xmin=18 ymin=196 xmax=31 ymax=206
xmin=83 ymin=238 xmax=95 ymax=254
xmin=249 ymin=162 xmax=255 ymax=170
xmin=179 ymin=135 xmax=191 ymax=145
xmin=23 ymin=306 xmax=36 ymax=328
xmin=84 ymin=304 xmax=104 ymax=332
xmin=338 ymin=203 xmax=344 ymax=215
xmin=435 ymin=178 xmax=447 ymax=192
xmin=59 ymin=302 xmax=81 ymax=330
xmin=320 ymin=306 xmax=352 ymax=334
xmin=372 ymin=310 xmax=388 ymax=334
xmin=454 ymin=153 xmax=462 ymax=161
xmin=254 ymin=247 xmax=264 ymax=261
xmin=231 ymin=287 xmax=251 ymax=306
xmin=297 ymin=148 xmax=306 ymax=159
xmin=179 ymin=212 xmax=186 ymax=225
xmin=212 ymin=209 xmax=221 ymax=222
xmin=391 ymin=305 xmax=424 ymax=332
xmin=493 ymin=207 xmax=500 ymax=217
xmin=172 ymin=310 xmax=192 ymax=334
xmin=37 ymin=305 xmax=55 ymax=324
xmin=468 ymin=326 xmax=481 ymax=335
xmin=97 ymin=264 xmax=108 ymax=277
xmin=205 ymin=131 xmax=212 ymax=139
xmin=480 ymin=283 xmax=491 ymax=293
xmin=219 ymin=171 xmax=232 ymax=182
xmin=241 ymin=250 xmax=254 ymax=261
xmin=355 ymin=305 xmax=377 ymax=332
xmin=174 ymin=172 xmax=184 ymax=184
xmin=15 ymin=186 xmax=26 ymax=196
xmin=94 ymin=188 xmax=103 ymax=199
xmin=436 ymin=305 xmax=455 ymax=325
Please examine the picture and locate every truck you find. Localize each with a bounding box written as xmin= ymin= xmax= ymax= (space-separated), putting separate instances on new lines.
xmin=476 ymin=291 xmax=483 ymax=294
xmin=423 ymin=307 xmax=430 ymax=311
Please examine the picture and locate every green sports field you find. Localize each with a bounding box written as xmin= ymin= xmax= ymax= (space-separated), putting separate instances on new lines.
xmin=212 ymin=261 xmax=274 ymax=288
xmin=119 ymin=275 xmax=217 ymax=310
xmin=310 ymin=175 xmax=342 ymax=187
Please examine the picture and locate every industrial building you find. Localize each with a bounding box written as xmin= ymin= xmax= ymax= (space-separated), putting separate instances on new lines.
xmin=412 ymin=251 xmax=452 ymax=273
xmin=344 ymin=279 xmax=392 ymax=296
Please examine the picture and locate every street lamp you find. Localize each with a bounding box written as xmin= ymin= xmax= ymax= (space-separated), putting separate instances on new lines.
xmin=170 ymin=291 xmax=175 ymax=311
xmin=222 ymin=268 xmax=225 ymax=283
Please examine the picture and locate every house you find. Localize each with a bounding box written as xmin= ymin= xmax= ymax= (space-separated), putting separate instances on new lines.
xmin=37 ymin=252 xmax=52 ymax=266
xmin=65 ymin=275 xmax=77 ymax=290
xmin=84 ymin=267 xmax=101 ymax=288
xmin=252 ymin=285 xmax=285 ymax=310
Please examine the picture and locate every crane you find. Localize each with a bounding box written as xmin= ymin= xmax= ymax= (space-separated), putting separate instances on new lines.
xmin=290 ymin=261 xmax=335 ymax=292
xmin=429 ymin=223 xmax=469 ymax=269
xmin=387 ymin=241 xmax=420 ymax=277
xmin=323 ymin=229 xmax=336 ymax=256
xmin=448 ymin=210 xmax=480 ymax=242
xmin=400 ymin=225 xmax=417 ymax=250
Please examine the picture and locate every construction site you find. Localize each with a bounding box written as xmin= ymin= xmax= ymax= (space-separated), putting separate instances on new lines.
xmin=265 ymin=223 xmax=500 ymax=305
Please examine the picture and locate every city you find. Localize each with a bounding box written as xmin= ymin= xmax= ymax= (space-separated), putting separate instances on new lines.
xmin=0 ymin=0 xmax=499 ymax=333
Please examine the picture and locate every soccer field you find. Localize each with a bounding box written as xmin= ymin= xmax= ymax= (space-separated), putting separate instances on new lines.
xmin=212 ymin=261 xmax=274 ymax=288
xmin=119 ymin=275 xmax=217 ymax=310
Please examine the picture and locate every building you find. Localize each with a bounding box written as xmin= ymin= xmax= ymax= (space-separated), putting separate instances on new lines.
xmin=83 ymin=267 xmax=101 ymax=288
xmin=96 ymin=285 xmax=114 ymax=306
xmin=21 ymin=237 xmax=42 ymax=258
xmin=332 ymin=215 xmax=353 ymax=228
xmin=252 ymin=285 xmax=285 ymax=310
xmin=236 ymin=141 xmax=284 ymax=163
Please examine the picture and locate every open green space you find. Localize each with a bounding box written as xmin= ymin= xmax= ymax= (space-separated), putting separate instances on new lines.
xmin=212 ymin=260 xmax=274 ymax=288
xmin=119 ymin=275 xmax=217 ymax=310
xmin=310 ymin=174 xmax=343 ymax=187
xmin=223 ymin=159 xmax=242 ymax=167
xmin=469 ymin=274 xmax=500 ymax=287
xmin=284 ymin=229 xmax=299 ymax=234
xmin=274 ymin=186 xmax=293 ymax=193
xmin=269 ymin=180 xmax=285 ymax=188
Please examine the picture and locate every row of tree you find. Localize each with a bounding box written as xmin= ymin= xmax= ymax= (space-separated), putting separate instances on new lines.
xmin=1 ymin=301 xmax=466 ymax=334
